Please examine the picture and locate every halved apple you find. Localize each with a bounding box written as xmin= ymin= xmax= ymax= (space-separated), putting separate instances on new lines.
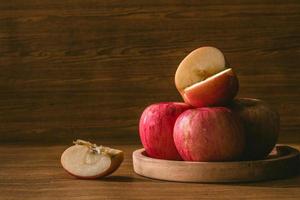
xmin=175 ymin=46 xmax=238 ymax=107
xmin=175 ymin=46 xmax=226 ymax=93
xmin=61 ymin=139 xmax=124 ymax=179
xmin=183 ymin=68 xmax=239 ymax=107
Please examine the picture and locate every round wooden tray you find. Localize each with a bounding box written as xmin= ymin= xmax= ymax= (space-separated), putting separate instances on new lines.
xmin=133 ymin=145 xmax=299 ymax=183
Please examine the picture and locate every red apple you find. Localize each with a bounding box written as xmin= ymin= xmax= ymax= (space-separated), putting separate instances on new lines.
xmin=175 ymin=46 xmax=238 ymax=107
xmin=183 ymin=68 xmax=239 ymax=107
xmin=61 ymin=140 xmax=124 ymax=179
xmin=139 ymin=102 xmax=190 ymax=160
xmin=173 ymin=107 xmax=245 ymax=162
xmin=229 ymin=98 xmax=280 ymax=160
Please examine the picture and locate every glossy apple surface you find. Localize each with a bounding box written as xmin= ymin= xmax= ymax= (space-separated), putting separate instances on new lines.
xmin=173 ymin=107 xmax=245 ymax=162
xmin=229 ymin=98 xmax=280 ymax=160
xmin=139 ymin=102 xmax=190 ymax=160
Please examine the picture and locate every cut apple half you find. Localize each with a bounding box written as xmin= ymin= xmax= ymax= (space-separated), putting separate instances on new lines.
xmin=175 ymin=46 xmax=226 ymax=92
xmin=61 ymin=139 xmax=124 ymax=179
xmin=183 ymin=68 xmax=239 ymax=107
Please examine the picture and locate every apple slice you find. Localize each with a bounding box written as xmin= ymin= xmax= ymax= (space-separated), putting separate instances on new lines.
xmin=183 ymin=68 xmax=239 ymax=107
xmin=61 ymin=139 xmax=124 ymax=179
xmin=175 ymin=46 xmax=226 ymax=92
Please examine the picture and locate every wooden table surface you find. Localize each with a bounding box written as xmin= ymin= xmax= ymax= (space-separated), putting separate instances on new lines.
xmin=1 ymin=0 xmax=300 ymax=199
xmin=0 ymin=142 xmax=299 ymax=200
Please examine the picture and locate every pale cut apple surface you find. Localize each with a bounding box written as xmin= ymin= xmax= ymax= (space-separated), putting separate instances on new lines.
xmin=61 ymin=140 xmax=124 ymax=179
xmin=175 ymin=46 xmax=226 ymax=92
xmin=183 ymin=68 xmax=238 ymax=107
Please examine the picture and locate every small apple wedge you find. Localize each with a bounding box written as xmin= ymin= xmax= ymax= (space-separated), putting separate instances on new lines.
xmin=183 ymin=68 xmax=239 ymax=107
xmin=61 ymin=139 xmax=124 ymax=179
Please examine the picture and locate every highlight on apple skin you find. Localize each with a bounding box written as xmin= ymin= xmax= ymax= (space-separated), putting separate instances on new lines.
xmin=229 ymin=98 xmax=280 ymax=160
xmin=175 ymin=46 xmax=238 ymax=107
xmin=173 ymin=107 xmax=245 ymax=162
xmin=61 ymin=140 xmax=124 ymax=179
xmin=183 ymin=68 xmax=239 ymax=107
xmin=139 ymin=102 xmax=191 ymax=160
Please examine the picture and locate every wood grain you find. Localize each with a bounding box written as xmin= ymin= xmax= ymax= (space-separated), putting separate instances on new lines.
xmin=1 ymin=1 xmax=300 ymax=199
xmin=133 ymin=146 xmax=299 ymax=183
xmin=0 ymin=143 xmax=299 ymax=200
xmin=0 ymin=1 xmax=300 ymax=145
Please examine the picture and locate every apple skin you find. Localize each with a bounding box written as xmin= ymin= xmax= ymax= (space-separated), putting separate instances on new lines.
xmin=228 ymin=98 xmax=280 ymax=160
xmin=139 ymin=102 xmax=191 ymax=160
xmin=173 ymin=107 xmax=245 ymax=162
xmin=183 ymin=68 xmax=239 ymax=107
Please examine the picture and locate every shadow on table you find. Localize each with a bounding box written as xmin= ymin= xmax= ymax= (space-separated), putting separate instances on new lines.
xmin=102 ymin=175 xmax=147 ymax=183
xmin=223 ymin=174 xmax=300 ymax=189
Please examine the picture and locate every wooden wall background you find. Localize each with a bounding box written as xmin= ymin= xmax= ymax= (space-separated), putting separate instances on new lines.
xmin=0 ymin=0 xmax=299 ymax=145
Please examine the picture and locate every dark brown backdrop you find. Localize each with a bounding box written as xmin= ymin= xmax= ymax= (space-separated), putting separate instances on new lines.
xmin=0 ymin=0 xmax=299 ymax=145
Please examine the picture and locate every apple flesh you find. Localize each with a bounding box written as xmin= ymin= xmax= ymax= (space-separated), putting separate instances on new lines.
xmin=183 ymin=68 xmax=239 ymax=107
xmin=229 ymin=98 xmax=280 ymax=160
xmin=175 ymin=46 xmax=226 ymax=92
xmin=173 ymin=107 xmax=245 ymax=162
xmin=139 ymin=102 xmax=190 ymax=160
xmin=175 ymin=46 xmax=238 ymax=107
xmin=61 ymin=140 xmax=124 ymax=179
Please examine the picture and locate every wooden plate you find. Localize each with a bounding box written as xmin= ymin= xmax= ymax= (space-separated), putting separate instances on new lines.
xmin=133 ymin=145 xmax=299 ymax=183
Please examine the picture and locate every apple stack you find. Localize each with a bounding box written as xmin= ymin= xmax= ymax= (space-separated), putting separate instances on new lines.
xmin=139 ymin=47 xmax=280 ymax=162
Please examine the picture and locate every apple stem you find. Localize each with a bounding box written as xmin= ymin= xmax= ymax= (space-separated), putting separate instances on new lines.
xmin=73 ymin=139 xmax=117 ymax=156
